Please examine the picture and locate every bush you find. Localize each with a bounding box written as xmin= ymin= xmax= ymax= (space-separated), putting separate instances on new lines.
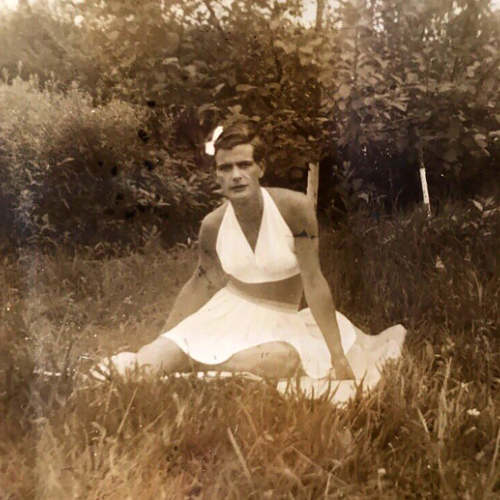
xmin=321 ymin=198 xmax=499 ymax=353
xmin=0 ymin=76 xmax=218 ymax=251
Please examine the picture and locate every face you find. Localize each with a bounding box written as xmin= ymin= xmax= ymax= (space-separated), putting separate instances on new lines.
xmin=215 ymin=143 xmax=264 ymax=200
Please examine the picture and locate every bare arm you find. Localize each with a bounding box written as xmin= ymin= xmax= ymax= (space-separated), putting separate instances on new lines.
xmin=163 ymin=218 xmax=226 ymax=332
xmin=292 ymin=196 xmax=355 ymax=379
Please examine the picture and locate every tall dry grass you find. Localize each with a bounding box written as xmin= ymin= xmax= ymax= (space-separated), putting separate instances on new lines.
xmin=1 ymin=201 xmax=498 ymax=499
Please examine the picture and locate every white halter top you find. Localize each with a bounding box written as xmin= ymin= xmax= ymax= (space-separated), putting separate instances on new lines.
xmin=216 ymin=188 xmax=300 ymax=284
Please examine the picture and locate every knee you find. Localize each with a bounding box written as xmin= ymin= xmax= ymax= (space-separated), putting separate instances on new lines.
xmin=282 ymin=344 xmax=301 ymax=370
xmin=223 ymin=342 xmax=301 ymax=378
xmin=267 ymin=342 xmax=301 ymax=377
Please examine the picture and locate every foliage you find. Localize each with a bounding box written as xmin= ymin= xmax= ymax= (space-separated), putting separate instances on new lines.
xmin=1 ymin=203 xmax=498 ymax=498
xmin=320 ymin=0 xmax=500 ymax=204
xmin=0 ymin=76 xmax=218 ymax=249
xmin=0 ymin=0 xmax=499 ymax=249
xmin=321 ymin=197 xmax=499 ymax=340
xmin=0 ymin=1 xmax=96 ymax=90
xmin=65 ymin=0 xmax=500 ymax=203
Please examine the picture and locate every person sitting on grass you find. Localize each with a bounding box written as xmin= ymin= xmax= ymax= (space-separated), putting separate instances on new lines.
xmin=96 ymin=122 xmax=406 ymax=386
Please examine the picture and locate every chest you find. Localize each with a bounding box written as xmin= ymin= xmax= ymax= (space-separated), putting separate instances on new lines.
xmin=236 ymin=217 xmax=262 ymax=253
xmin=215 ymin=188 xmax=299 ymax=284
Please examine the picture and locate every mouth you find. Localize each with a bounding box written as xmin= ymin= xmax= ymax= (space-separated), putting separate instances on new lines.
xmin=230 ymin=185 xmax=247 ymax=192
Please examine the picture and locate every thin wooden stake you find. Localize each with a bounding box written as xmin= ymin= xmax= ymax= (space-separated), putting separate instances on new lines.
xmin=418 ymin=145 xmax=431 ymax=217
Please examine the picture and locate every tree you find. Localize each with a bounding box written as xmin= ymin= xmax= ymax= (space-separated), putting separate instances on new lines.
xmin=318 ymin=0 xmax=499 ymax=205
xmin=1 ymin=0 xmax=498 ymax=250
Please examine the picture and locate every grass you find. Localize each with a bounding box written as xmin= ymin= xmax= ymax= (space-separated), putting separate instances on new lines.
xmin=1 ymin=201 xmax=499 ymax=499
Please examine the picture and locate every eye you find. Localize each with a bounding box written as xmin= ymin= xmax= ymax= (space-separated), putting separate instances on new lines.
xmin=237 ymin=161 xmax=253 ymax=169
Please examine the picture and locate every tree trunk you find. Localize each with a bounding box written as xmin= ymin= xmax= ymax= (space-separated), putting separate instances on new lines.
xmin=315 ymin=0 xmax=325 ymax=32
xmin=307 ymin=0 xmax=325 ymax=211
xmin=307 ymin=162 xmax=319 ymax=210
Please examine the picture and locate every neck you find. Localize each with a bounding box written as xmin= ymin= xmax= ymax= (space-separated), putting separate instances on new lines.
xmin=231 ymin=187 xmax=263 ymax=220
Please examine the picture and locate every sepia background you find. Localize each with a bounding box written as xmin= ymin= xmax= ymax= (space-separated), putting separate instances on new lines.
xmin=0 ymin=1 xmax=498 ymax=498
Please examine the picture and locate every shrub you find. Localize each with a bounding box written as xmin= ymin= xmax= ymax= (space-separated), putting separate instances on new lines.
xmin=0 ymin=76 xmax=218 ymax=251
xmin=321 ymin=197 xmax=499 ymax=350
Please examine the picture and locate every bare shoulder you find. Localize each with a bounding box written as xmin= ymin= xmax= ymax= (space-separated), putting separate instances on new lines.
xmin=199 ymin=202 xmax=228 ymax=251
xmin=266 ymin=187 xmax=316 ymax=235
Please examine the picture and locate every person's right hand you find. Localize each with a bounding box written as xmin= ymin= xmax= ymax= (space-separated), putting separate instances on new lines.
xmin=89 ymin=352 xmax=137 ymax=380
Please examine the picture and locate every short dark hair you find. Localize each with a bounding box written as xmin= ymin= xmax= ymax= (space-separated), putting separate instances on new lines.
xmin=213 ymin=121 xmax=265 ymax=164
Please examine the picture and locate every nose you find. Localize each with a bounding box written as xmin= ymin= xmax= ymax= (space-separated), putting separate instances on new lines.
xmin=231 ymin=165 xmax=242 ymax=179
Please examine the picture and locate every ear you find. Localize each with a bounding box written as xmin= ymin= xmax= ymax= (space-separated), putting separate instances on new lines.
xmin=258 ymin=162 xmax=266 ymax=178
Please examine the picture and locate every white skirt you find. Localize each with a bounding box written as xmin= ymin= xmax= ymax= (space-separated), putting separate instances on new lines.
xmin=161 ymin=284 xmax=406 ymax=382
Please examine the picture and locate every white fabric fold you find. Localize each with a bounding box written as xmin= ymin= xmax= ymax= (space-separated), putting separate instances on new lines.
xmin=216 ymin=188 xmax=300 ymax=283
xmin=162 ymin=284 xmax=369 ymax=379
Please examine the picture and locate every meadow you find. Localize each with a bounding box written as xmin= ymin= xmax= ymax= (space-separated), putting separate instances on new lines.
xmin=1 ymin=200 xmax=498 ymax=499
